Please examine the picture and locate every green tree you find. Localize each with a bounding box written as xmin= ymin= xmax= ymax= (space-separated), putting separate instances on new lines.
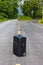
xmin=35 ymin=6 xmax=42 ymax=18
xmin=0 ymin=0 xmax=18 ymax=19
xmin=21 ymin=0 xmax=42 ymax=18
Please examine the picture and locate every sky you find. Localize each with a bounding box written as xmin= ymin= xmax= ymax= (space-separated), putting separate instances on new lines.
xmin=19 ymin=0 xmax=24 ymax=5
xmin=21 ymin=0 xmax=24 ymax=4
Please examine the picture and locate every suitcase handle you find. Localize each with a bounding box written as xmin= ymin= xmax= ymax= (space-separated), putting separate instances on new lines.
xmin=18 ymin=21 xmax=21 ymax=35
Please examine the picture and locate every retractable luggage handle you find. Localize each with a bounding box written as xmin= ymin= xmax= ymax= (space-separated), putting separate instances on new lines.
xmin=18 ymin=21 xmax=21 ymax=35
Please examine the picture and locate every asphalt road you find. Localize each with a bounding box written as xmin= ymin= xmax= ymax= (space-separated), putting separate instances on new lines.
xmin=0 ymin=20 xmax=43 ymax=65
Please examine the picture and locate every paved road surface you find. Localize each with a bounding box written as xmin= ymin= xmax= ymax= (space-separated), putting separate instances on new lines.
xmin=0 ymin=20 xmax=43 ymax=65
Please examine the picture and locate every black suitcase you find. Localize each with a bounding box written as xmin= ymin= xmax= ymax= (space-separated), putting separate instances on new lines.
xmin=13 ymin=35 xmax=26 ymax=57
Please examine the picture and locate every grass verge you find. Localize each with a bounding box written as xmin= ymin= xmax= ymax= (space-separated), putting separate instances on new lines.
xmin=38 ymin=19 xmax=43 ymax=24
xmin=0 ymin=18 xmax=9 ymax=23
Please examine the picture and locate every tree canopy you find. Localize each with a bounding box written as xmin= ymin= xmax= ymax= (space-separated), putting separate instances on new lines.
xmin=21 ymin=0 xmax=42 ymax=18
xmin=0 ymin=0 xmax=18 ymax=19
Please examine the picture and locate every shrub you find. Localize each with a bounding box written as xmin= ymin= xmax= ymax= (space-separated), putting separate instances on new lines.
xmin=18 ymin=14 xmax=32 ymax=20
xmin=38 ymin=19 xmax=43 ymax=23
xmin=0 ymin=12 xmax=8 ymax=18
xmin=0 ymin=16 xmax=4 ymax=19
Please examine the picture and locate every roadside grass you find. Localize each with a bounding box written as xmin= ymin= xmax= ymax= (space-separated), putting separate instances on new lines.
xmin=38 ymin=19 xmax=43 ymax=24
xmin=18 ymin=15 xmax=32 ymax=21
xmin=0 ymin=18 xmax=9 ymax=23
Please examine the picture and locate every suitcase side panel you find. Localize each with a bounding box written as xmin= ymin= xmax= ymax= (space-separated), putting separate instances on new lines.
xmin=13 ymin=36 xmax=19 ymax=54
xmin=21 ymin=37 xmax=26 ymax=56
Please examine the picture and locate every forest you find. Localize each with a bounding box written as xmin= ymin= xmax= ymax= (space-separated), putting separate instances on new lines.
xmin=0 ymin=0 xmax=42 ymax=22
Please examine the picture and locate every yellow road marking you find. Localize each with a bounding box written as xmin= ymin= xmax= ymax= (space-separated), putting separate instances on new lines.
xmin=18 ymin=31 xmax=20 ymax=35
xmin=18 ymin=21 xmax=21 ymax=34
xmin=16 ymin=64 xmax=21 ymax=65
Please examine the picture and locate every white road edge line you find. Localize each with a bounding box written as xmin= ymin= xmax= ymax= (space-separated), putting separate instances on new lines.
xmin=31 ymin=22 xmax=43 ymax=29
